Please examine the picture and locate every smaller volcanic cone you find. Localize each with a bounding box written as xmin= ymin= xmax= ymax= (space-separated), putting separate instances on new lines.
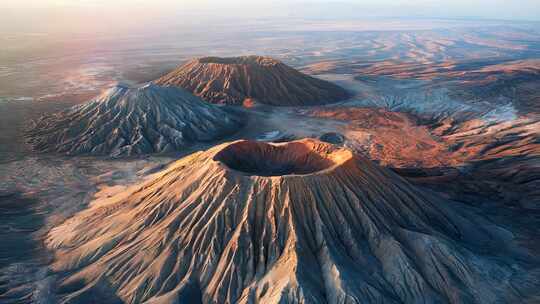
xmin=26 ymin=83 xmax=244 ymax=156
xmin=154 ymin=55 xmax=351 ymax=106
xmin=46 ymin=139 xmax=533 ymax=303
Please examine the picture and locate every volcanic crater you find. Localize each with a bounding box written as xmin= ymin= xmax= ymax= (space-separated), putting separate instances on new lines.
xmin=213 ymin=140 xmax=349 ymax=176
xmin=45 ymin=139 xmax=535 ymax=304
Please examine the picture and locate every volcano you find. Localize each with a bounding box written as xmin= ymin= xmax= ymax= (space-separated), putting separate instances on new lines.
xmin=46 ymin=139 xmax=535 ymax=303
xmin=26 ymin=83 xmax=243 ymax=156
xmin=154 ymin=56 xmax=350 ymax=106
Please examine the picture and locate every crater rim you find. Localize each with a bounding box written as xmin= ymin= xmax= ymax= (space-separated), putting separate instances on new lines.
xmin=213 ymin=139 xmax=352 ymax=177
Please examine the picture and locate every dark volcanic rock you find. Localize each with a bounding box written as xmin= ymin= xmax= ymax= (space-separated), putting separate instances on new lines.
xmin=154 ymin=55 xmax=351 ymax=106
xmin=26 ymin=83 xmax=244 ymax=156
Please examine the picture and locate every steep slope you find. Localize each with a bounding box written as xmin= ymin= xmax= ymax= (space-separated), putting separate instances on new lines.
xmin=154 ymin=56 xmax=350 ymax=106
xmin=46 ymin=139 xmax=538 ymax=303
xmin=26 ymin=83 xmax=244 ymax=156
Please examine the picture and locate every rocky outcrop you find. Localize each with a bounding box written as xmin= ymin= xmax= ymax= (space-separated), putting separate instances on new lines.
xmin=154 ymin=56 xmax=350 ymax=106
xmin=26 ymin=83 xmax=244 ymax=156
xmin=46 ymin=139 xmax=536 ymax=303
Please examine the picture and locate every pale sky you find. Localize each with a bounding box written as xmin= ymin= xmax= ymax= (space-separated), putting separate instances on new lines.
xmin=2 ymin=0 xmax=540 ymax=20
xmin=1 ymin=0 xmax=539 ymax=37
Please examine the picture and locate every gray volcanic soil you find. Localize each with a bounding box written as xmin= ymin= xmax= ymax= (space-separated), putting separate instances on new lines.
xmin=154 ymin=56 xmax=351 ymax=106
xmin=25 ymin=83 xmax=244 ymax=157
xmin=0 ymin=154 xmax=176 ymax=303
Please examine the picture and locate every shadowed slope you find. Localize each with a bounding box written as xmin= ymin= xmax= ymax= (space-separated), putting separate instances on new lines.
xmin=25 ymin=84 xmax=243 ymax=156
xmin=154 ymin=56 xmax=350 ymax=106
xmin=47 ymin=139 xmax=537 ymax=303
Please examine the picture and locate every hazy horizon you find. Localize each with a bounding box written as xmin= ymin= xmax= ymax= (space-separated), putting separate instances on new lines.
xmin=2 ymin=0 xmax=540 ymax=37
xmin=2 ymin=0 xmax=540 ymax=20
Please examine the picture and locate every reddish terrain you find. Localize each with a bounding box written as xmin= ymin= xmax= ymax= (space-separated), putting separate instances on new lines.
xmin=155 ymin=56 xmax=350 ymax=106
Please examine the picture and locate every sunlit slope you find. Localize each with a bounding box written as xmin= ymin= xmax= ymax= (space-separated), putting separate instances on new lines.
xmin=47 ymin=140 xmax=537 ymax=303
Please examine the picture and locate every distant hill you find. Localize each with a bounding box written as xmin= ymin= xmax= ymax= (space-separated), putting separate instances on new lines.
xmin=154 ymin=55 xmax=350 ymax=106
xmin=26 ymin=83 xmax=243 ymax=156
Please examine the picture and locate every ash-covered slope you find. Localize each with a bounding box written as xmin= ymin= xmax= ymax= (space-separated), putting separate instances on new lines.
xmin=26 ymin=83 xmax=243 ymax=156
xmin=47 ymin=139 xmax=538 ymax=303
xmin=154 ymin=56 xmax=350 ymax=106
